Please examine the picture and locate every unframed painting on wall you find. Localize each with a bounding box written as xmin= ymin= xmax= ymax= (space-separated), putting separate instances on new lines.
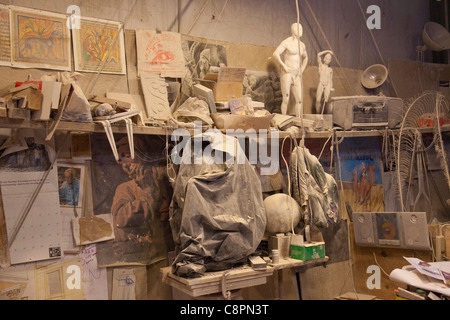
xmin=89 ymin=133 xmax=174 ymax=267
xmin=336 ymin=136 xmax=385 ymax=213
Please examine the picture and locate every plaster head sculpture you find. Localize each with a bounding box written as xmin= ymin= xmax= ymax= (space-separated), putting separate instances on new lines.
xmin=315 ymin=50 xmax=334 ymax=114
xmin=273 ymin=23 xmax=308 ymax=117
xmin=291 ymin=22 xmax=303 ymax=38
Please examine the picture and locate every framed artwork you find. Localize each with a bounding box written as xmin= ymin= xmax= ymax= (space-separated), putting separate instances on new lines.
xmin=57 ymin=162 xmax=85 ymax=209
xmin=10 ymin=6 xmax=71 ymax=71
xmin=0 ymin=5 xmax=11 ymax=66
xmin=72 ymin=17 xmax=126 ymax=74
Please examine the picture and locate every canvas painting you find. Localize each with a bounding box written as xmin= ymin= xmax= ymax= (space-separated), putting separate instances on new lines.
xmin=337 ymin=137 xmax=385 ymax=213
xmin=10 ymin=6 xmax=71 ymax=71
xmin=72 ymin=17 xmax=126 ymax=74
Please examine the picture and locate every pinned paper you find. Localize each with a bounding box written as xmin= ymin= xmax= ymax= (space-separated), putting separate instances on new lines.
xmin=72 ymin=214 xmax=114 ymax=246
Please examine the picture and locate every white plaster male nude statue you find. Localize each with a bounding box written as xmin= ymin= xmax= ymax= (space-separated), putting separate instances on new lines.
xmin=273 ymin=23 xmax=308 ymax=117
xmin=315 ymin=50 xmax=334 ymax=114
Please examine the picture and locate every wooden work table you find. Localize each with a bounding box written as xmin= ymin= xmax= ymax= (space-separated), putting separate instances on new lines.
xmin=161 ymin=256 xmax=329 ymax=300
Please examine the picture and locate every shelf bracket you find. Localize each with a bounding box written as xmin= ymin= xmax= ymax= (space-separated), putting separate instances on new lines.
xmin=94 ymin=111 xmax=139 ymax=161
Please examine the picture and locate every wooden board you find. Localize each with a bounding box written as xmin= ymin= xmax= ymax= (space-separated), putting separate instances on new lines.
xmin=0 ymin=188 xmax=10 ymax=268
xmin=349 ymin=222 xmax=433 ymax=300
xmin=445 ymin=227 xmax=450 ymax=259
xmin=388 ymin=59 xmax=448 ymax=101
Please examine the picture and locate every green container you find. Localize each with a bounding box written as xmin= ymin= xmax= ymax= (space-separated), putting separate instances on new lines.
xmin=290 ymin=242 xmax=325 ymax=261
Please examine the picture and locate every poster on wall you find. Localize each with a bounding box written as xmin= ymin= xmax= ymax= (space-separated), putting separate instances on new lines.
xmin=72 ymin=17 xmax=126 ymax=75
xmin=90 ymin=133 xmax=173 ymax=267
xmin=0 ymin=5 xmax=11 ymax=66
xmin=10 ymin=6 xmax=71 ymax=71
xmin=136 ymin=30 xmax=186 ymax=78
xmin=336 ymin=137 xmax=385 ymax=213
xmin=0 ymin=130 xmax=62 ymax=265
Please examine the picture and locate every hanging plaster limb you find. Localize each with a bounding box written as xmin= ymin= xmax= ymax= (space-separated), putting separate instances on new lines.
xmin=95 ymin=110 xmax=140 ymax=161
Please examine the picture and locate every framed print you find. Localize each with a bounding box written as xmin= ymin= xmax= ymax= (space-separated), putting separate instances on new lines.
xmin=10 ymin=6 xmax=71 ymax=71
xmin=72 ymin=17 xmax=126 ymax=74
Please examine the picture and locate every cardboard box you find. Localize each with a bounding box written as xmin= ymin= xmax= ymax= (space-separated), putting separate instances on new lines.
xmin=200 ymin=67 xmax=246 ymax=102
xmin=290 ymin=241 xmax=325 ymax=261
xmin=32 ymin=81 xmax=63 ymax=120
xmin=10 ymin=83 xmax=42 ymax=111
xmin=8 ymin=108 xmax=30 ymax=120
xmin=268 ymin=234 xmax=291 ymax=259
xmin=210 ymin=113 xmax=274 ymax=131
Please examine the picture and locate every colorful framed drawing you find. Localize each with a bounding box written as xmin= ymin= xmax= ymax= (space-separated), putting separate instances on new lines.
xmin=10 ymin=6 xmax=71 ymax=71
xmin=0 ymin=5 xmax=11 ymax=66
xmin=72 ymin=17 xmax=126 ymax=74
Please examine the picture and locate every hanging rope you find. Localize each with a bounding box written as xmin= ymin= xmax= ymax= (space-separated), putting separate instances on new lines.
xmin=303 ymin=0 xmax=353 ymax=96
xmin=355 ymin=0 xmax=399 ymax=97
xmin=85 ymin=0 xmax=138 ymax=96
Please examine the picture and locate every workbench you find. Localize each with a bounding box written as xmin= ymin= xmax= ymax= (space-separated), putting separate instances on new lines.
xmin=161 ymin=256 xmax=329 ymax=300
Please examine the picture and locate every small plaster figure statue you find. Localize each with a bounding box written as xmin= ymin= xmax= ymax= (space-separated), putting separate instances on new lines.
xmin=315 ymin=50 xmax=334 ymax=114
xmin=273 ymin=23 xmax=308 ymax=117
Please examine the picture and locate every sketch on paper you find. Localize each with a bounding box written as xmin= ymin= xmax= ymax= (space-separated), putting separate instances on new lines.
xmin=0 ymin=5 xmax=11 ymax=66
xmin=243 ymin=70 xmax=282 ymax=114
xmin=10 ymin=6 xmax=71 ymax=71
xmin=180 ymin=39 xmax=227 ymax=99
xmin=72 ymin=17 xmax=126 ymax=74
xmin=136 ymin=30 xmax=186 ymax=78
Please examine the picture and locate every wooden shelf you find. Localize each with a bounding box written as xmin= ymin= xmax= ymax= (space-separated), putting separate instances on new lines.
xmin=0 ymin=118 xmax=448 ymax=140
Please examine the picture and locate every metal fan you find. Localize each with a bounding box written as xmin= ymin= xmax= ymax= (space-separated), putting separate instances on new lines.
xmin=396 ymin=91 xmax=450 ymax=212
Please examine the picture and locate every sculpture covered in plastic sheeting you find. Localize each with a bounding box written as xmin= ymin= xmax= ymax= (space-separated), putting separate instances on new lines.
xmin=169 ymin=133 xmax=267 ymax=278
xmin=289 ymin=141 xmax=339 ymax=228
